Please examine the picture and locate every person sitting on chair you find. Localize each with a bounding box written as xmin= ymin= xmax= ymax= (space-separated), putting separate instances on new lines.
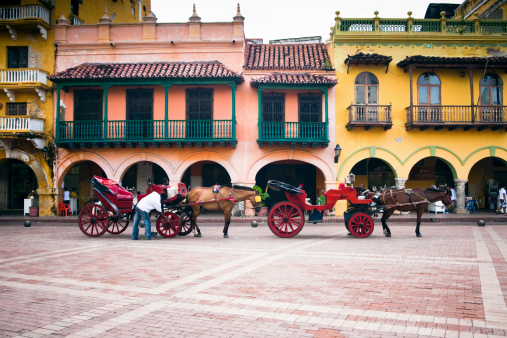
xmin=355 ymin=183 xmax=371 ymax=197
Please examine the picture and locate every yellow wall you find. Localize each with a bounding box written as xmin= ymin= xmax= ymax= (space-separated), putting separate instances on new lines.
xmin=329 ymin=13 xmax=507 ymax=213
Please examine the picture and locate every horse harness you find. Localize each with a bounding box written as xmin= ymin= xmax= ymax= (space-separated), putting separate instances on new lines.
xmin=381 ymin=188 xmax=431 ymax=209
xmin=192 ymin=185 xmax=260 ymax=208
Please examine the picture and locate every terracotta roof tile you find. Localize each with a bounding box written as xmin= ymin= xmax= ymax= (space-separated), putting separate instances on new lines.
xmin=244 ymin=43 xmax=333 ymax=70
xmin=345 ymin=52 xmax=393 ymax=65
xmin=49 ymin=61 xmax=243 ymax=82
xmin=250 ymin=72 xmax=337 ymax=87
xmin=397 ymin=55 xmax=507 ymax=68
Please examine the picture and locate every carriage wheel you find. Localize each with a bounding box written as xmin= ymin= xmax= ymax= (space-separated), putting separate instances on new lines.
xmin=78 ymin=204 xmax=108 ymax=237
xmin=268 ymin=202 xmax=305 ymax=238
xmin=348 ymin=213 xmax=374 ymax=238
xmin=177 ymin=211 xmax=193 ymax=236
xmin=106 ymin=211 xmax=129 ymax=234
xmin=156 ymin=212 xmax=181 ymax=238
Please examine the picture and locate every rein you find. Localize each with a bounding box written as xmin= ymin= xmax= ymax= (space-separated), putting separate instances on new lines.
xmin=381 ymin=189 xmax=433 ymax=209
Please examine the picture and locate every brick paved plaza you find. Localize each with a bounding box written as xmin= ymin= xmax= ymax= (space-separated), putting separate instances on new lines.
xmin=1 ymin=221 xmax=507 ymax=337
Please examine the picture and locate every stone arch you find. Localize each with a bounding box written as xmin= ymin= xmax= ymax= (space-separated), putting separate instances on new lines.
xmin=246 ymin=150 xmax=335 ymax=183
xmin=462 ymin=146 xmax=507 ymax=177
xmin=337 ymin=147 xmax=401 ymax=181
xmin=5 ymin=149 xmax=49 ymax=189
xmin=114 ymin=153 xmax=175 ymax=182
xmin=402 ymin=146 xmax=462 ymax=179
xmin=56 ymin=152 xmax=114 ymax=188
xmin=174 ymin=151 xmax=238 ymax=183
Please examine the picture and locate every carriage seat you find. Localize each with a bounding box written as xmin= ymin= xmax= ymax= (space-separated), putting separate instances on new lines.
xmin=92 ymin=176 xmax=133 ymax=210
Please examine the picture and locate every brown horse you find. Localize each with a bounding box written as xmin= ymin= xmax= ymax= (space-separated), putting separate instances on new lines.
xmin=377 ymin=187 xmax=451 ymax=237
xmin=187 ymin=185 xmax=261 ymax=238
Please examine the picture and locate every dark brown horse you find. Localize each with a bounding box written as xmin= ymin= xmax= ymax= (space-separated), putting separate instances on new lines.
xmin=378 ymin=188 xmax=451 ymax=237
xmin=187 ymin=185 xmax=261 ymax=238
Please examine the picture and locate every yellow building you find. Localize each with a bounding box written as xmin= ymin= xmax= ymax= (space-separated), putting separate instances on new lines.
xmin=329 ymin=1 xmax=507 ymax=215
xmin=0 ymin=0 xmax=150 ymax=216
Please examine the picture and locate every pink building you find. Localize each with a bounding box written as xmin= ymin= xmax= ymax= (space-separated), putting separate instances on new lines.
xmin=49 ymin=5 xmax=337 ymax=213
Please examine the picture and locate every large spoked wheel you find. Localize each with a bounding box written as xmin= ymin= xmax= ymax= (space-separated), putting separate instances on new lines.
xmin=177 ymin=210 xmax=193 ymax=236
xmin=78 ymin=204 xmax=108 ymax=237
xmin=156 ymin=212 xmax=181 ymax=238
xmin=348 ymin=212 xmax=374 ymax=238
xmin=268 ymin=201 xmax=305 ymax=238
xmin=106 ymin=211 xmax=129 ymax=234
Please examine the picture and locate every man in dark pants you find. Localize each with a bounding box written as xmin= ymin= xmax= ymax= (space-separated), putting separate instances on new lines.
xmin=132 ymin=191 xmax=167 ymax=240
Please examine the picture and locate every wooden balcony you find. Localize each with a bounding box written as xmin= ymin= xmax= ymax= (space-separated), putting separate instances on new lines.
xmin=0 ymin=5 xmax=50 ymax=26
xmin=56 ymin=119 xmax=236 ymax=148
xmin=346 ymin=104 xmax=392 ymax=130
xmin=0 ymin=117 xmax=45 ymax=137
xmin=0 ymin=69 xmax=48 ymax=85
xmin=257 ymin=121 xmax=329 ymax=148
xmin=0 ymin=5 xmax=50 ymax=40
xmin=405 ymin=105 xmax=507 ymax=131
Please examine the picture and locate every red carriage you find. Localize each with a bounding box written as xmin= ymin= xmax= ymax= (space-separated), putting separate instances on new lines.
xmin=266 ymin=175 xmax=380 ymax=238
xmin=78 ymin=176 xmax=192 ymax=238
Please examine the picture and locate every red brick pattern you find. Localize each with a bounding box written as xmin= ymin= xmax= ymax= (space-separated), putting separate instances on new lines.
xmin=49 ymin=61 xmax=243 ymax=81
xmin=250 ymin=72 xmax=337 ymax=87
xmin=244 ymin=43 xmax=333 ymax=70
xmin=1 ymin=222 xmax=506 ymax=337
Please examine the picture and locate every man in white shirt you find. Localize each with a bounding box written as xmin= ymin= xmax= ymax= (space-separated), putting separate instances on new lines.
xmin=496 ymin=185 xmax=506 ymax=215
xmin=447 ymin=186 xmax=457 ymax=213
xmin=132 ymin=191 xmax=167 ymax=240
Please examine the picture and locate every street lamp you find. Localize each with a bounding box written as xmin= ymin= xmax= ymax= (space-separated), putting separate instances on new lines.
xmin=334 ymin=144 xmax=342 ymax=163
xmin=42 ymin=145 xmax=56 ymax=167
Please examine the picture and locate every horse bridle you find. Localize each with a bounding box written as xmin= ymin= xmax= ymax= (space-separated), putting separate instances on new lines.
xmin=229 ymin=187 xmax=261 ymax=210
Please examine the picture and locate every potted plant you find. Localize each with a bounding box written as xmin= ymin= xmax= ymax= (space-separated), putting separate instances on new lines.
xmin=253 ymin=185 xmax=270 ymax=217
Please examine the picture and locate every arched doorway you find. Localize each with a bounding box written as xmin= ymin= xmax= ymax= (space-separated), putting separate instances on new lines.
xmin=407 ymin=157 xmax=454 ymax=189
xmin=468 ymin=157 xmax=507 ymax=211
xmin=349 ymin=158 xmax=395 ymax=190
xmin=0 ymin=159 xmax=38 ymax=214
xmin=255 ymin=160 xmax=325 ymax=209
xmin=181 ymin=161 xmax=231 ymax=190
xmin=121 ymin=162 xmax=169 ymax=194
xmin=62 ymin=161 xmax=106 ymax=213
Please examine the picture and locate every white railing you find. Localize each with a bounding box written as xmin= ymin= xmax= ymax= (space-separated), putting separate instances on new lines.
xmin=0 ymin=5 xmax=50 ymax=25
xmin=0 ymin=69 xmax=48 ymax=85
xmin=70 ymin=15 xmax=84 ymax=25
xmin=0 ymin=117 xmax=44 ymax=133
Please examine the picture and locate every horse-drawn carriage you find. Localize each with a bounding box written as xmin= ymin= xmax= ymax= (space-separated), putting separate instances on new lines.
xmin=78 ymin=176 xmax=192 ymax=237
xmin=266 ymin=174 xmax=451 ymax=238
xmin=266 ymin=177 xmax=379 ymax=238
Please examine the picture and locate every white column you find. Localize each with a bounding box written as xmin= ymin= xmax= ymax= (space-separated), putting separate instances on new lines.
xmin=137 ymin=0 xmax=142 ymax=21
xmin=454 ymin=179 xmax=468 ymax=214
xmin=395 ymin=178 xmax=408 ymax=189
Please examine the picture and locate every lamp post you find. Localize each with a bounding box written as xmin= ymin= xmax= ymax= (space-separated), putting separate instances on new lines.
xmin=42 ymin=144 xmax=56 ymax=167
xmin=334 ymin=144 xmax=342 ymax=163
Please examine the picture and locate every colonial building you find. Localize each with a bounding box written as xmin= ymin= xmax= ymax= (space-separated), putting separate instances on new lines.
xmin=48 ymin=5 xmax=337 ymax=215
xmin=329 ymin=1 xmax=507 ymax=214
xmin=0 ymin=0 xmax=150 ymax=216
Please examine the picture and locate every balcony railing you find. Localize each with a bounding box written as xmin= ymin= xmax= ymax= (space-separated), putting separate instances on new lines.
xmin=346 ymin=104 xmax=392 ymax=130
xmin=335 ymin=16 xmax=507 ymax=35
xmin=405 ymin=105 xmax=507 ymax=130
xmin=258 ymin=121 xmax=328 ymax=141
xmin=0 ymin=117 xmax=44 ymax=133
xmin=57 ymin=119 xmax=235 ymax=144
xmin=69 ymin=14 xmax=84 ymax=25
xmin=0 ymin=69 xmax=48 ymax=85
xmin=0 ymin=5 xmax=50 ymax=25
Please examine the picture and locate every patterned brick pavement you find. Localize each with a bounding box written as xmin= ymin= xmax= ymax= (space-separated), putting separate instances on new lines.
xmin=0 ymin=221 xmax=506 ymax=337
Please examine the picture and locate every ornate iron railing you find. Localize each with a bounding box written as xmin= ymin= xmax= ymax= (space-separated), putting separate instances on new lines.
xmin=57 ymin=119 xmax=234 ymax=142
xmin=347 ymin=104 xmax=392 ymax=123
xmin=259 ymin=121 xmax=328 ymax=141
xmin=0 ymin=5 xmax=50 ymax=24
xmin=0 ymin=117 xmax=44 ymax=132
